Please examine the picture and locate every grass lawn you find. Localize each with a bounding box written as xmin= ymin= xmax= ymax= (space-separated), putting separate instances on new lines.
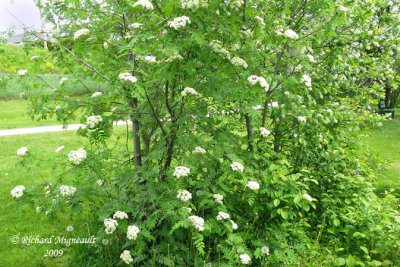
xmin=364 ymin=116 xmax=400 ymax=186
xmin=0 ymin=100 xmax=80 ymax=130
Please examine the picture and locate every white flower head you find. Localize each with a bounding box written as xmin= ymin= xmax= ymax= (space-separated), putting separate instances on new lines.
xmin=283 ymin=29 xmax=299 ymax=39
xmin=18 ymin=69 xmax=28 ymax=76
xmin=91 ymin=91 xmax=103 ymax=97
xmin=127 ymin=225 xmax=140 ymax=240
xmin=86 ymin=115 xmax=103 ymax=129
xmin=240 ymin=254 xmax=251 ymax=264
xmin=213 ymin=194 xmax=224 ymax=204
xmin=30 ymin=56 xmax=38 ymax=60
xmin=119 ymin=73 xmax=137 ymax=83
xmin=173 ymin=166 xmax=190 ymax=178
xmin=17 ymin=147 xmax=28 ymax=156
xmin=68 ymin=148 xmax=87 ymax=164
xmin=168 ymin=16 xmax=191 ymax=30
xmin=231 ymin=57 xmax=248 ymax=69
xmin=113 ymin=211 xmax=128 ymax=220
xmin=216 ymin=211 xmax=230 ymax=220
xmin=246 ymin=181 xmax=260 ymax=190
xmin=230 ymin=219 xmax=238 ymax=230
xmin=60 ymin=185 xmax=76 ymax=197
xmin=189 ymin=215 xmax=204 ymax=231
xmin=298 ymin=116 xmax=306 ymax=122
xmin=129 ymin=23 xmax=143 ymax=29
xmin=303 ymin=193 xmax=313 ymax=202
xmin=255 ymin=16 xmax=265 ymax=26
xmin=181 ymin=0 xmax=208 ymax=9
xmin=60 ymin=77 xmax=68 ymax=84
xmin=261 ymin=246 xmax=270 ymax=255
xmin=55 ymin=146 xmax=64 ymax=153
xmin=19 ymin=92 xmax=26 ymax=98
xmin=120 ymin=250 xmax=133 ymax=264
xmin=74 ymin=29 xmax=90 ymax=40
xmin=192 ymin=146 xmax=206 ymax=154
xmin=177 ymin=189 xmax=192 ymax=202
xmin=36 ymin=206 xmax=41 ymax=213
xmin=230 ymin=162 xmax=244 ymax=172
xmin=11 ymin=185 xmax=25 ymax=198
xmin=133 ymin=0 xmax=153 ymax=9
xmin=301 ymin=74 xmax=312 ymax=88
xmin=307 ymin=55 xmax=315 ymax=62
xmin=260 ymin=127 xmax=271 ymax=137
xmin=96 ymin=179 xmax=104 ymax=186
xmin=181 ymin=87 xmax=198 ymax=97
xmin=144 ymin=55 xmax=156 ymax=62
xmin=67 ymin=225 xmax=74 ymax=232
xmin=104 ymin=218 xmax=118 ymax=234
xmin=247 ymin=75 xmax=269 ymax=92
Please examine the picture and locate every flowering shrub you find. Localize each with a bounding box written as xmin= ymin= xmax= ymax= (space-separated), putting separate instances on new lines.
xmin=12 ymin=0 xmax=400 ymax=265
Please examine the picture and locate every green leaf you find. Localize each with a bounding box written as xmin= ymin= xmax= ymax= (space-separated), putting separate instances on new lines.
xmin=273 ymin=199 xmax=280 ymax=207
xmin=334 ymin=258 xmax=346 ymax=266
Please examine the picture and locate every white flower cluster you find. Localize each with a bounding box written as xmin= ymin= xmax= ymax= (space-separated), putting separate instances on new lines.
xmin=127 ymin=225 xmax=140 ymax=240
xmin=86 ymin=115 xmax=103 ymax=129
xmin=181 ymin=87 xmax=198 ymax=97
xmin=213 ymin=194 xmax=224 ymax=204
xmin=120 ymin=250 xmax=133 ymax=264
xmin=268 ymin=101 xmax=279 ymax=108
xmin=247 ymin=75 xmax=269 ymax=92
xmin=181 ymin=0 xmax=208 ymax=9
xmin=182 ymin=207 xmax=192 ymax=213
xmin=229 ymin=0 xmax=244 ymax=8
xmin=209 ymin=40 xmax=231 ymax=59
xmin=129 ymin=23 xmax=143 ymax=29
xmin=261 ymin=246 xmax=270 ymax=255
xmin=230 ymin=57 xmax=248 ymax=69
xmin=240 ymin=254 xmax=251 ymax=264
xmin=11 ymin=185 xmax=25 ymax=198
xmin=165 ymin=53 xmax=184 ymax=62
xmin=255 ymin=16 xmax=265 ymax=26
xmin=192 ymin=146 xmax=206 ymax=154
xmin=18 ymin=69 xmax=28 ymax=75
xmin=74 ymin=29 xmax=90 ymax=40
xmin=68 ymin=148 xmax=87 ymax=164
xmin=173 ymin=166 xmax=191 ymax=178
xmin=17 ymin=147 xmax=28 ymax=156
xmin=283 ymin=29 xmax=299 ymax=39
xmin=113 ymin=211 xmax=128 ymax=220
xmin=60 ymin=77 xmax=68 ymax=84
xmin=298 ymin=116 xmax=306 ymax=122
xmin=119 ymin=73 xmax=137 ymax=83
xmin=216 ymin=211 xmax=230 ymax=220
xmin=230 ymin=162 xmax=244 ymax=172
xmin=246 ymin=181 xmax=260 ymax=190
xmin=177 ymin=189 xmax=192 ymax=202
xmin=303 ymin=193 xmax=313 ymax=202
xmin=301 ymin=74 xmax=312 ymax=89
xmin=168 ymin=16 xmax=191 ymax=30
xmin=188 ymin=215 xmax=204 ymax=231
xmin=60 ymin=185 xmax=76 ymax=197
xmin=260 ymin=127 xmax=271 ymax=137
xmin=104 ymin=218 xmax=118 ymax=234
xmin=91 ymin=91 xmax=102 ymax=97
xmin=133 ymin=0 xmax=153 ymax=9
xmin=55 ymin=146 xmax=64 ymax=153
xmin=307 ymin=54 xmax=315 ymax=62
xmin=231 ymin=219 xmax=238 ymax=230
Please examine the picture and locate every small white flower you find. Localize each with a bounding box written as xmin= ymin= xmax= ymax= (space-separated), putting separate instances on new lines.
xmin=168 ymin=16 xmax=191 ymax=30
xmin=301 ymin=74 xmax=312 ymax=88
xmin=91 ymin=91 xmax=103 ymax=97
xmin=216 ymin=211 xmax=230 ymax=220
xmin=188 ymin=215 xmax=204 ymax=231
xmin=68 ymin=148 xmax=87 ymax=164
xmin=102 ymin=239 xmax=109 ymax=245
xmin=67 ymin=225 xmax=74 ymax=232
xmin=144 ymin=55 xmax=156 ymax=62
xmin=36 ymin=206 xmax=41 ymax=213
xmin=129 ymin=23 xmax=143 ymax=29
xmin=283 ymin=29 xmax=299 ymax=39
xmin=120 ymin=250 xmax=133 ymax=264
xmin=213 ymin=194 xmax=224 ymax=204
xmin=104 ymin=218 xmax=118 ymax=234
xmin=127 ymin=225 xmax=140 ymax=240
xmin=230 ymin=162 xmax=244 ymax=172
xmin=261 ymin=246 xmax=270 ymax=255
xmin=196 ymin=190 xmax=203 ymax=196
xmin=177 ymin=189 xmax=192 ymax=202
xmin=173 ymin=166 xmax=191 ymax=178
xmin=182 ymin=207 xmax=192 ymax=213
xmin=255 ymin=16 xmax=265 ymax=26
xmin=86 ymin=115 xmax=103 ymax=129
xmin=192 ymin=146 xmax=206 ymax=154
xmin=240 ymin=254 xmax=251 ymax=264
xmin=54 ymin=105 xmax=61 ymax=112
xmin=74 ymin=29 xmax=90 ymax=40
xmin=246 ymin=181 xmax=260 ymax=190
xmin=298 ymin=116 xmax=306 ymax=122
xmin=247 ymin=75 xmax=269 ymax=92
xmin=119 ymin=73 xmax=137 ymax=83
xmin=30 ymin=56 xmax=39 ymax=60
xmin=11 ymin=185 xmax=25 ymax=198
xmin=230 ymin=219 xmax=238 ymax=230
xmin=60 ymin=77 xmax=68 ymax=84
xmin=19 ymin=92 xmax=26 ymax=98
xmin=60 ymin=185 xmax=76 ymax=197
xmin=55 ymin=146 xmax=64 ymax=153
xmin=18 ymin=69 xmax=28 ymax=76
xmin=103 ymin=42 xmax=109 ymax=49
xmin=113 ymin=211 xmax=128 ymax=220
xmin=230 ymin=57 xmax=248 ymax=69
xmin=181 ymin=87 xmax=198 ymax=97
xmin=17 ymin=147 xmax=28 ymax=156
xmin=303 ymin=193 xmax=313 ymax=202
xmin=307 ymin=55 xmax=315 ymax=62
xmin=338 ymin=5 xmax=348 ymax=11
xmin=96 ymin=179 xmax=104 ymax=186
xmin=260 ymin=127 xmax=271 ymax=137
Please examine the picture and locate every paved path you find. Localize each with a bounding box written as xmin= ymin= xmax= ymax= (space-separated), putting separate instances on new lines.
xmin=0 ymin=121 xmax=132 ymax=136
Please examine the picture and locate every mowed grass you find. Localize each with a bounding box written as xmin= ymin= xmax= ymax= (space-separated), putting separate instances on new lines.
xmin=0 ymin=100 xmax=79 ymax=129
xmin=365 ymin=117 xmax=400 ymax=185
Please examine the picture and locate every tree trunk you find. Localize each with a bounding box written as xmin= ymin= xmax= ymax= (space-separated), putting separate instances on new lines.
xmin=129 ymin=98 xmax=142 ymax=169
